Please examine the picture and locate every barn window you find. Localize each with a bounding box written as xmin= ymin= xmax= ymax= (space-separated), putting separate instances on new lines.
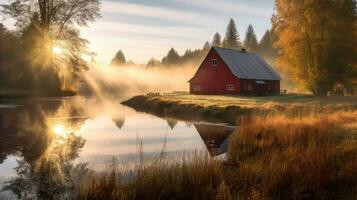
xmin=212 ymin=59 xmax=218 ymax=66
xmin=193 ymin=85 xmax=201 ymax=91
xmin=226 ymin=84 xmax=235 ymax=91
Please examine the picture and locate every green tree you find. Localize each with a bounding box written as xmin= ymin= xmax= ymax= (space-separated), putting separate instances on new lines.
xmin=243 ymin=24 xmax=258 ymax=52
xmin=111 ymin=50 xmax=126 ymax=66
xmin=258 ymin=29 xmax=278 ymax=60
xmin=162 ymin=48 xmax=180 ymax=65
xmin=146 ymin=58 xmax=160 ymax=68
xmin=223 ymin=19 xmax=241 ymax=49
xmin=211 ymin=32 xmax=222 ymax=47
xmin=274 ymin=0 xmax=356 ymax=96
xmin=1 ymin=0 xmax=101 ymax=93
xmin=203 ymin=41 xmax=210 ymax=50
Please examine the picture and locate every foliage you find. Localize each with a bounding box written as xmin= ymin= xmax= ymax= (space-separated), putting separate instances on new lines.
xmin=203 ymin=41 xmax=210 ymax=50
xmin=145 ymin=20 xmax=276 ymax=69
xmin=274 ymin=0 xmax=357 ymax=95
xmin=146 ymin=57 xmax=161 ymax=68
xmin=211 ymin=32 xmax=222 ymax=47
xmin=161 ymin=48 xmax=180 ymax=66
xmin=222 ymin=19 xmax=241 ymax=50
xmin=111 ymin=50 xmax=126 ymax=66
xmin=0 ymin=0 xmax=101 ymax=94
xmin=259 ymin=29 xmax=278 ymax=60
xmin=243 ymin=24 xmax=259 ymax=52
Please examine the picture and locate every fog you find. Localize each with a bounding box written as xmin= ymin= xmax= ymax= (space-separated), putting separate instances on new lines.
xmin=79 ymin=64 xmax=197 ymax=97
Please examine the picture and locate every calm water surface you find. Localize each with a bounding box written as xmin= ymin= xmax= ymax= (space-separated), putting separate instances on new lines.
xmin=0 ymin=97 xmax=234 ymax=198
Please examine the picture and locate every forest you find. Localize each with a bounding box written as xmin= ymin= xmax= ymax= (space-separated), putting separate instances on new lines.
xmin=0 ymin=0 xmax=356 ymax=96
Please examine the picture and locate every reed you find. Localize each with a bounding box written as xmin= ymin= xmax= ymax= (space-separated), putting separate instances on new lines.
xmin=78 ymin=111 xmax=357 ymax=200
xmin=227 ymin=111 xmax=357 ymax=199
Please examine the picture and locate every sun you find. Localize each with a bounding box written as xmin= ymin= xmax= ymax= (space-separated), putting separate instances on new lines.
xmin=52 ymin=47 xmax=63 ymax=55
xmin=53 ymin=124 xmax=67 ymax=136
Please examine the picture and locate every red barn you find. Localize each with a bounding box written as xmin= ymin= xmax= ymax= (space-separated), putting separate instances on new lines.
xmin=189 ymin=47 xmax=281 ymax=95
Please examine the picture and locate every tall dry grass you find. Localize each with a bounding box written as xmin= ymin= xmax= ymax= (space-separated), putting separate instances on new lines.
xmin=78 ymin=111 xmax=357 ymax=200
xmin=227 ymin=111 xmax=357 ymax=199
xmin=77 ymin=153 xmax=225 ymax=200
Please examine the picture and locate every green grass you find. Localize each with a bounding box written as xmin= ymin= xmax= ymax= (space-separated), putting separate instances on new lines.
xmin=122 ymin=94 xmax=357 ymax=124
xmin=152 ymin=94 xmax=357 ymax=108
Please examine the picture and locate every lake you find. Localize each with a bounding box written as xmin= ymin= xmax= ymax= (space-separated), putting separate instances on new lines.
xmin=0 ymin=97 xmax=234 ymax=198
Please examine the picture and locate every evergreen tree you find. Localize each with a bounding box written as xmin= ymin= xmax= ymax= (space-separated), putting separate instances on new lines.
xmin=223 ymin=19 xmax=241 ymax=49
xmin=243 ymin=24 xmax=259 ymax=52
xmin=111 ymin=50 xmax=126 ymax=66
xmin=275 ymin=0 xmax=356 ymax=96
xmin=162 ymin=48 xmax=180 ymax=65
xmin=146 ymin=58 xmax=160 ymax=68
xmin=203 ymin=41 xmax=210 ymax=50
xmin=211 ymin=32 xmax=222 ymax=47
xmin=258 ymin=29 xmax=277 ymax=59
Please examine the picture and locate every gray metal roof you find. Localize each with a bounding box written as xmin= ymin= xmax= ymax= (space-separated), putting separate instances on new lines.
xmin=214 ymin=47 xmax=281 ymax=80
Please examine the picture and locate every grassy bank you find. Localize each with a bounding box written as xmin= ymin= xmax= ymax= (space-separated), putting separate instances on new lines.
xmin=122 ymin=94 xmax=357 ymax=124
xmin=78 ymin=111 xmax=357 ymax=200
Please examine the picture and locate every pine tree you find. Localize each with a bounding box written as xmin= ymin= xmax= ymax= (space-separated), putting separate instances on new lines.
xmin=243 ymin=24 xmax=258 ymax=52
xmin=275 ymin=0 xmax=356 ymax=96
xmin=203 ymin=41 xmax=210 ymax=50
xmin=162 ymin=48 xmax=180 ymax=65
xmin=258 ymin=29 xmax=277 ymax=59
xmin=146 ymin=58 xmax=160 ymax=68
xmin=111 ymin=50 xmax=126 ymax=66
xmin=223 ymin=19 xmax=241 ymax=49
xmin=211 ymin=32 xmax=222 ymax=47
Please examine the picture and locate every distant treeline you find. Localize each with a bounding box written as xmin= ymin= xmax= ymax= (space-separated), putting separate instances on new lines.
xmin=111 ymin=19 xmax=278 ymax=68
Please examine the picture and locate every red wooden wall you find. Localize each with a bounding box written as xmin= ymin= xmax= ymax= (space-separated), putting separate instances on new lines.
xmin=189 ymin=49 xmax=241 ymax=95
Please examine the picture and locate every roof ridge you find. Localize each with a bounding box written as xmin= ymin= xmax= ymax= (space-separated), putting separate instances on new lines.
xmin=212 ymin=46 xmax=249 ymax=54
xmin=213 ymin=47 xmax=281 ymax=81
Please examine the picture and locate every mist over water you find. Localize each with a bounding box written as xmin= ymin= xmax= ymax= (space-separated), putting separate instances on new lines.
xmin=0 ymin=97 xmax=233 ymax=198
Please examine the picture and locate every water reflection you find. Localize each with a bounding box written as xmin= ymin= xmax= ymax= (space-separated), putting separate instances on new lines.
xmin=0 ymin=97 xmax=234 ymax=198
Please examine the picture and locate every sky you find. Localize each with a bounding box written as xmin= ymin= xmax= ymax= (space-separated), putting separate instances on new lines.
xmin=0 ymin=0 xmax=275 ymax=64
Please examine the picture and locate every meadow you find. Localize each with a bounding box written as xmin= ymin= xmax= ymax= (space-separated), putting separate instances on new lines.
xmin=122 ymin=94 xmax=357 ymax=124
xmin=78 ymin=110 xmax=357 ymax=200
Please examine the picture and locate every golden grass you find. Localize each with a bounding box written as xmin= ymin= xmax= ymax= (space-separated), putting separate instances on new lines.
xmin=78 ymin=153 xmax=224 ymax=200
xmin=227 ymin=111 xmax=357 ymax=199
xmin=153 ymin=94 xmax=357 ymax=108
xmin=78 ymin=110 xmax=357 ymax=200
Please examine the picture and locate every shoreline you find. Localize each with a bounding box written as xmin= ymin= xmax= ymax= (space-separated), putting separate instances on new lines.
xmin=121 ymin=94 xmax=357 ymax=124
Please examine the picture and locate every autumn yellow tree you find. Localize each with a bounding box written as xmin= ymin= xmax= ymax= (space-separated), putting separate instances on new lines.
xmin=274 ymin=0 xmax=356 ymax=95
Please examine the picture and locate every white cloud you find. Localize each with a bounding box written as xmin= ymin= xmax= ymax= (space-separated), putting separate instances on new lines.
xmin=101 ymin=1 xmax=224 ymax=27
xmin=168 ymin=0 xmax=273 ymax=18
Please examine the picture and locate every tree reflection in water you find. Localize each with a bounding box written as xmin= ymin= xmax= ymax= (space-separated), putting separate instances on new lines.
xmin=0 ymin=100 xmax=89 ymax=199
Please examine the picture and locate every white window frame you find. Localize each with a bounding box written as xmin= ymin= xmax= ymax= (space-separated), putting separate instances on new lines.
xmin=193 ymin=85 xmax=201 ymax=91
xmin=226 ymin=84 xmax=235 ymax=91
xmin=212 ymin=59 xmax=218 ymax=66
